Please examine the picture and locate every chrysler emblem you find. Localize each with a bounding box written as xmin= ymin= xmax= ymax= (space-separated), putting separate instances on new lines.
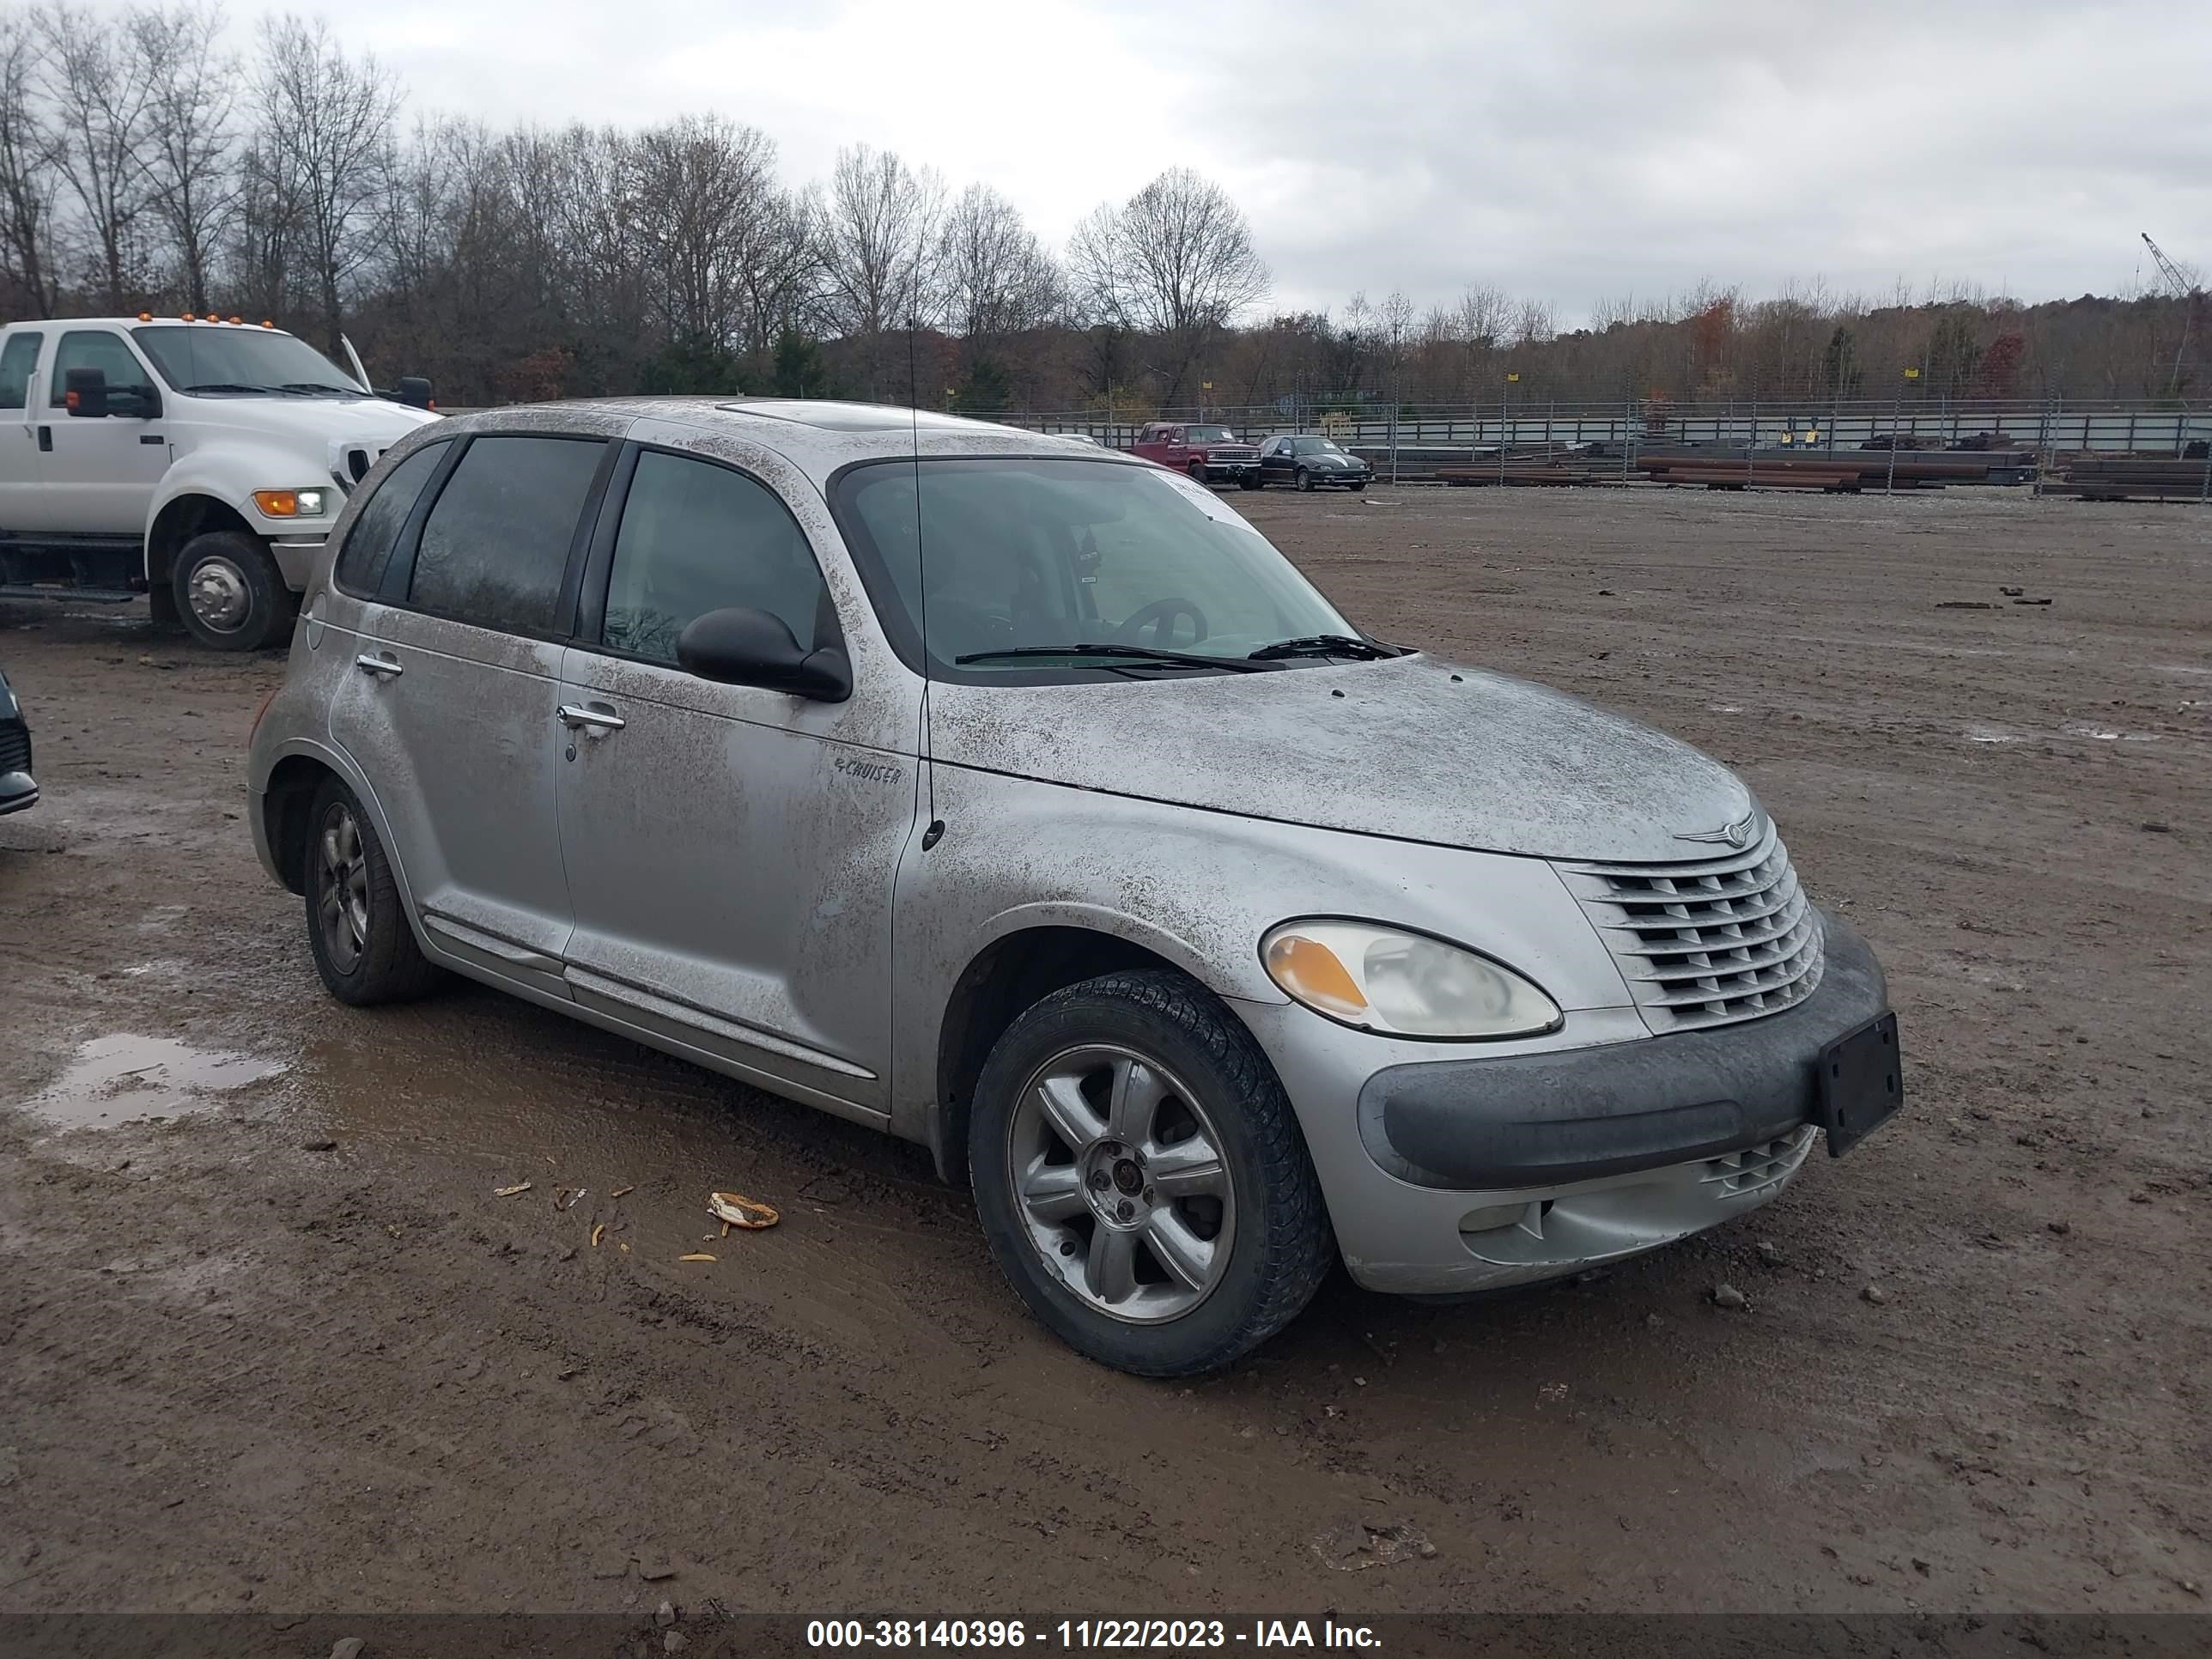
xmin=1677 ymin=810 xmax=1758 ymax=850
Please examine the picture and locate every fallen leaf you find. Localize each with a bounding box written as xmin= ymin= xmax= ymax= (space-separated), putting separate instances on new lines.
xmin=678 ymin=1253 xmax=716 ymax=1262
xmin=590 ymin=1223 xmax=606 ymax=1249
xmin=493 ymin=1182 xmax=532 ymax=1198
xmin=610 ymin=1185 xmax=634 ymax=1199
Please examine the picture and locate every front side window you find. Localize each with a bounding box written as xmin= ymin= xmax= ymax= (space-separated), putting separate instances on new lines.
xmin=599 ymin=450 xmax=831 ymax=665
xmin=50 ymin=331 xmax=155 ymax=404
xmin=131 ymin=325 xmax=360 ymax=396
xmin=832 ymin=457 xmax=1357 ymax=684
xmin=408 ymin=435 xmax=605 ymax=635
xmin=334 ymin=441 xmax=450 ymax=597
xmin=0 ymin=332 xmax=41 ymax=409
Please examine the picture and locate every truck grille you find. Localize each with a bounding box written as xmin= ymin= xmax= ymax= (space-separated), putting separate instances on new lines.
xmin=1559 ymin=821 xmax=1823 ymax=1033
xmin=0 ymin=720 xmax=29 ymax=775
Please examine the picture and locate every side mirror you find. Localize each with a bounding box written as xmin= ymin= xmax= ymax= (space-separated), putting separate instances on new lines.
xmin=676 ymin=606 xmax=851 ymax=702
xmin=394 ymin=375 xmax=433 ymax=410
xmin=64 ymin=366 xmax=107 ymax=417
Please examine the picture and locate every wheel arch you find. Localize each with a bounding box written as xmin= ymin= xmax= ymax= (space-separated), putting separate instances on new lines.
xmin=931 ymin=922 xmax=1252 ymax=1188
xmin=255 ymin=744 xmax=422 ymax=945
xmin=147 ymin=492 xmax=257 ymax=592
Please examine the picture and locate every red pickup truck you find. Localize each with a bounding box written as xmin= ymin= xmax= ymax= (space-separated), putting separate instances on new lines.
xmin=1130 ymin=422 xmax=1261 ymax=488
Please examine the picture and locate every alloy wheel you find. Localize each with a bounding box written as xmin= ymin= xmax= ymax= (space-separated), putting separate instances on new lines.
xmin=1006 ymin=1042 xmax=1237 ymax=1325
xmin=316 ymin=800 xmax=371 ymax=974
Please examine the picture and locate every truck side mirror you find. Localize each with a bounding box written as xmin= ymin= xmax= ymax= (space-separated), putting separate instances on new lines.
xmin=64 ymin=366 xmax=108 ymax=418
xmin=394 ymin=376 xmax=433 ymax=410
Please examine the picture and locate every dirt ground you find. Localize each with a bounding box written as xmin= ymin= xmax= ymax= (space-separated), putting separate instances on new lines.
xmin=1 ymin=483 xmax=2207 ymax=1620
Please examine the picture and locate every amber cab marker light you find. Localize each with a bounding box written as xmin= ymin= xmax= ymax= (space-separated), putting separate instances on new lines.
xmin=137 ymin=311 xmax=152 ymax=321
xmin=260 ymin=319 xmax=274 ymax=328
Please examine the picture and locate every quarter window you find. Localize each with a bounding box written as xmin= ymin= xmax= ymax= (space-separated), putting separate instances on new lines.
xmin=334 ymin=441 xmax=450 ymax=597
xmin=0 ymin=332 xmax=41 ymax=409
xmin=600 ymin=450 xmax=830 ymax=665
xmin=409 ymin=435 xmax=605 ymax=635
xmin=49 ymin=330 xmax=155 ymax=404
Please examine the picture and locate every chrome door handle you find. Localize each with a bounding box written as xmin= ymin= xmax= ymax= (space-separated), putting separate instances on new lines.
xmin=355 ymin=652 xmax=403 ymax=678
xmin=557 ymin=702 xmax=624 ymax=732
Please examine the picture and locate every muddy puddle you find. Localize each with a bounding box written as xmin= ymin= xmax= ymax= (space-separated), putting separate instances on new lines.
xmin=21 ymin=1032 xmax=288 ymax=1130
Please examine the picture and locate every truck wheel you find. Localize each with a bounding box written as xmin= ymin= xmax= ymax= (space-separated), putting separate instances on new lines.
xmin=968 ymin=969 xmax=1334 ymax=1376
xmin=1186 ymin=460 xmax=1211 ymax=487
xmin=1238 ymin=471 xmax=1262 ymax=490
xmin=174 ymin=530 xmax=296 ymax=652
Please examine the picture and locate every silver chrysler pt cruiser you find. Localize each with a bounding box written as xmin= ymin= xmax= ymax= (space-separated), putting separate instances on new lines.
xmin=248 ymin=400 xmax=1904 ymax=1376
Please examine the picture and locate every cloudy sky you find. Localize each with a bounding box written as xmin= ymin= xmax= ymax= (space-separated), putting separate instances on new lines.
xmin=125 ymin=0 xmax=2212 ymax=321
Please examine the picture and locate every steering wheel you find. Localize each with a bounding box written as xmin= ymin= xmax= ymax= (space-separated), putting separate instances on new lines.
xmin=1113 ymin=599 xmax=1209 ymax=649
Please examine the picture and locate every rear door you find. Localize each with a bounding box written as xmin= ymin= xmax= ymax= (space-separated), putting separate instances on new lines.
xmin=551 ymin=433 xmax=921 ymax=1119
xmin=327 ymin=430 xmax=615 ymax=996
xmin=38 ymin=328 xmax=170 ymax=533
xmin=0 ymin=329 xmax=47 ymax=526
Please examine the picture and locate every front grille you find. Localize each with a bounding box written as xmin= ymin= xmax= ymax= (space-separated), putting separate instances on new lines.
xmin=1559 ymin=820 xmax=1823 ymax=1033
xmin=0 ymin=720 xmax=29 ymax=775
xmin=1702 ymin=1126 xmax=1817 ymax=1196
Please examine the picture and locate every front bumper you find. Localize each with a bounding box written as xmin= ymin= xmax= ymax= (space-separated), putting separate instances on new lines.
xmin=1198 ymin=459 xmax=1260 ymax=481
xmin=266 ymin=536 xmax=329 ymax=592
xmin=1245 ymin=908 xmax=1899 ymax=1295
xmin=0 ymin=768 xmax=35 ymax=814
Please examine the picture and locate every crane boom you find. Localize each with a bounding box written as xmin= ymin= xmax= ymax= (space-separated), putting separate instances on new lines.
xmin=2142 ymin=232 xmax=2200 ymax=296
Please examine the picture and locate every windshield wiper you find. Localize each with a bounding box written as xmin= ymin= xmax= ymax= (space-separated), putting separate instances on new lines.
xmin=184 ymin=381 xmax=301 ymax=396
xmin=1246 ymin=634 xmax=1397 ymax=661
xmin=955 ymin=643 xmax=1273 ymax=673
xmin=280 ymin=381 xmax=362 ymax=397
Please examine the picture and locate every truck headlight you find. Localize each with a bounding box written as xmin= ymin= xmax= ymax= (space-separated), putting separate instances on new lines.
xmin=1261 ymin=920 xmax=1561 ymax=1039
xmin=253 ymin=488 xmax=328 ymax=518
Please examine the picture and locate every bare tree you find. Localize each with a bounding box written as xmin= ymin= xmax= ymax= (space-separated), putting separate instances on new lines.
xmin=133 ymin=1 xmax=237 ymax=313
xmin=0 ymin=9 xmax=60 ymax=315
xmin=1067 ymin=167 xmax=1267 ymax=405
xmin=940 ymin=182 xmax=1058 ymax=352
xmin=36 ymin=0 xmax=153 ymax=310
xmin=250 ymin=14 xmax=398 ymax=350
xmin=819 ymin=143 xmax=942 ymax=397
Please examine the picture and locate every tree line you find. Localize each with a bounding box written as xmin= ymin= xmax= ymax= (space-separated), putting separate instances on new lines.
xmin=0 ymin=0 xmax=2197 ymax=416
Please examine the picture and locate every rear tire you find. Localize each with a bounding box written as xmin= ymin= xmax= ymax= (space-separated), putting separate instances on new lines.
xmin=305 ymin=775 xmax=444 ymax=1006
xmin=969 ymin=969 xmax=1334 ymax=1376
xmin=174 ymin=530 xmax=295 ymax=652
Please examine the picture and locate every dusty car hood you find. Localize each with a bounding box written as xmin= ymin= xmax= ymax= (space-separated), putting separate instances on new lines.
xmin=926 ymin=653 xmax=1754 ymax=862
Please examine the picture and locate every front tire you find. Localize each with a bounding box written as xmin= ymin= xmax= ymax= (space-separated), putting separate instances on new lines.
xmin=969 ymin=969 xmax=1334 ymax=1376
xmin=1238 ymin=471 xmax=1261 ymax=490
xmin=305 ymin=776 xmax=444 ymax=1006
xmin=1350 ymin=480 xmax=1367 ymax=492
xmin=174 ymin=530 xmax=296 ymax=652
xmin=1295 ymin=468 xmax=1314 ymax=492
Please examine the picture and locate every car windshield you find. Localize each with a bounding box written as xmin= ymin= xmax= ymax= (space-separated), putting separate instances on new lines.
xmin=833 ymin=458 xmax=1358 ymax=684
xmin=1184 ymin=425 xmax=1235 ymax=443
xmin=131 ymin=325 xmax=362 ymax=395
xmin=1293 ymin=437 xmax=1346 ymax=455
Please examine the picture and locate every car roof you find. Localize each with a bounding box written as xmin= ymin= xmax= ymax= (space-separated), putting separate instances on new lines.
xmin=440 ymin=398 xmax=1140 ymax=489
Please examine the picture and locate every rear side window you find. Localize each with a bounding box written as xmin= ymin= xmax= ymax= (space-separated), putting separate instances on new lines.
xmin=334 ymin=441 xmax=449 ymax=597
xmin=600 ymin=450 xmax=830 ymax=664
xmin=50 ymin=330 xmax=155 ymax=403
xmin=0 ymin=332 xmax=41 ymax=409
xmin=409 ymin=435 xmax=605 ymax=635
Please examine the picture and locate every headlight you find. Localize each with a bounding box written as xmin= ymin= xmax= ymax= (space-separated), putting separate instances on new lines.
xmin=253 ymin=487 xmax=328 ymax=518
xmin=1261 ymin=920 xmax=1560 ymax=1039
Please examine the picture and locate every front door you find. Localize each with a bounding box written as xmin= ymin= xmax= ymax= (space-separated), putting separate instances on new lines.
xmin=38 ymin=328 xmax=170 ymax=533
xmin=327 ymin=431 xmax=611 ymax=996
xmin=553 ymin=437 xmax=921 ymax=1118
xmin=0 ymin=331 xmax=48 ymax=526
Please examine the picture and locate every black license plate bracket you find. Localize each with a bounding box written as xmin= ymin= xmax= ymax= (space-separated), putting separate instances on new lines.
xmin=1814 ymin=1012 xmax=1903 ymax=1158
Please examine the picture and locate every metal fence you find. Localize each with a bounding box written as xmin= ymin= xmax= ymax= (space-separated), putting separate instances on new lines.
xmin=1002 ymin=397 xmax=2211 ymax=459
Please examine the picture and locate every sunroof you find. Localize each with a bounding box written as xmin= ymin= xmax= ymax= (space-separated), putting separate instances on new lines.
xmin=718 ymin=400 xmax=981 ymax=433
